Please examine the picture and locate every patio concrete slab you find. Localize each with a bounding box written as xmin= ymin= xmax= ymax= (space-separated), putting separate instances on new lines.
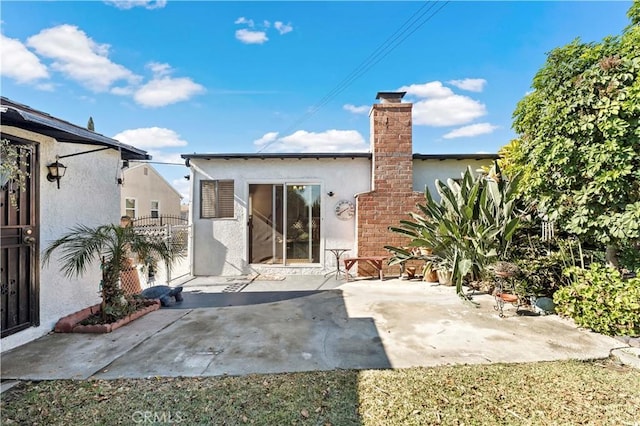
xmin=1 ymin=277 xmax=625 ymax=381
xmin=1 ymin=309 xmax=188 ymax=380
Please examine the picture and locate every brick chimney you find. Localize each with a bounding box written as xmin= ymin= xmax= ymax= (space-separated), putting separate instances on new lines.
xmin=355 ymin=91 xmax=424 ymax=276
xmin=370 ymin=91 xmax=413 ymax=192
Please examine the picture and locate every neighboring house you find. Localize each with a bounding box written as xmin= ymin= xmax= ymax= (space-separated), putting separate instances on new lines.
xmin=121 ymin=163 xmax=182 ymax=220
xmin=0 ymin=97 xmax=149 ymax=351
xmin=180 ymin=204 xmax=190 ymax=221
xmin=182 ymin=92 xmax=498 ymax=277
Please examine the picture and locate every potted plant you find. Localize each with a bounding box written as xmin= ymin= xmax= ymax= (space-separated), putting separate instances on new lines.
xmin=0 ymin=139 xmax=30 ymax=208
xmin=43 ymin=223 xmax=182 ymax=331
xmin=434 ymin=256 xmax=454 ymax=286
xmin=386 ymin=162 xmax=522 ymax=301
xmin=491 ymin=261 xmax=520 ymax=278
xmin=416 ymin=253 xmax=452 ymax=285
xmin=422 ymin=261 xmax=439 ymax=283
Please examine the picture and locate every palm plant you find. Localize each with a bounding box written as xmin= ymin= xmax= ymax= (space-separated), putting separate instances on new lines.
xmin=43 ymin=223 xmax=180 ymax=322
xmin=386 ymin=162 xmax=521 ymax=298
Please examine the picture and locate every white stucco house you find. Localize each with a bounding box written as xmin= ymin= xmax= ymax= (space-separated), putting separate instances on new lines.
xmin=0 ymin=97 xmax=150 ymax=351
xmin=182 ymin=92 xmax=498 ymax=278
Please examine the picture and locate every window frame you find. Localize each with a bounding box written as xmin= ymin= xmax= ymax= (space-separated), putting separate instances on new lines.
xmin=200 ymin=179 xmax=235 ymax=219
xmin=150 ymin=200 xmax=160 ymax=219
xmin=125 ymin=197 xmax=137 ymax=219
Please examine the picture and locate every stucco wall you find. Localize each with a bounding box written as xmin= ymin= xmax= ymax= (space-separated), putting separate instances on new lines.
xmin=1 ymin=126 xmax=122 ymax=352
xmin=413 ymin=158 xmax=495 ymax=197
xmin=189 ymin=157 xmax=371 ymax=276
xmin=121 ymin=164 xmax=182 ymax=218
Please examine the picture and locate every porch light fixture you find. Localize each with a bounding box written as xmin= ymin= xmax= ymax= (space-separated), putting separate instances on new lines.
xmin=46 ymin=160 xmax=67 ymax=189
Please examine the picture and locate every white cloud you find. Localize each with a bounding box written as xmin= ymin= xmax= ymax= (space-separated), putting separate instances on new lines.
xmin=398 ymin=81 xmax=453 ymax=99
xmin=399 ymin=80 xmax=487 ymax=127
xmin=27 ymin=24 xmax=140 ymax=92
xmin=104 ymin=1 xmax=167 ymax=10
xmin=110 ymin=86 xmax=135 ymax=96
xmin=343 ymin=104 xmax=369 ymax=114
xmin=447 ymin=78 xmax=487 ymax=92
xmin=442 ymin=123 xmax=499 ymax=139
xmin=235 ymin=29 xmax=268 ymax=44
xmin=274 ymin=21 xmax=293 ymax=35
xmin=254 ymin=129 xmax=367 ymax=153
xmin=147 ymin=61 xmax=172 ymax=77
xmin=0 ymin=34 xmax=49 ymax=83
xmin=133 ymin=63 xmax=205 ymax=107
xmin=234 ymin=17 xmax=291 ymax=43
xmin=113 ymin=127 xmax=188 ymax=149
xmin=234 ymin=17 xmax=255 ymax=27
xmin=254 ymin=132 xmax=279 ymax=146
xmin=413 ymin=96 xmax=486 ymax=127
xmin=134 ymin=77 xmax=204 ymax=107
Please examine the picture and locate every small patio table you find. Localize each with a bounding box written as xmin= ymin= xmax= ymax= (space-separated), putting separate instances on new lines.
xmin=324 ymin=248 xmax=351 ymax=279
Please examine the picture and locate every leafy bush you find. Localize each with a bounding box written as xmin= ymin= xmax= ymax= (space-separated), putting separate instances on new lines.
xmin=507 ymin=215 xmax=608 ymax=297
xmin=509 ymin=5 xmax=640 ymax=264
xmin=619 ymin=241 xmax=640 ymax=272
xmin=554 ymin=264 xmax=640 ymax=336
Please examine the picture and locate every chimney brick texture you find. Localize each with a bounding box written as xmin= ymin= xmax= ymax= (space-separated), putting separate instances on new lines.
xmin=356 ymin=101 xmax=425 ymax=277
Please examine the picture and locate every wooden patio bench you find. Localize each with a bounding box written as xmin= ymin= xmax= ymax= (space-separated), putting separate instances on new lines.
xmin=343 ymin=256 xmax=388 ymax=281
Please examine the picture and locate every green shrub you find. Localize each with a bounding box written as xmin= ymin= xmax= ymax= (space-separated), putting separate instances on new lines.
xmin=554 ymin=264 xmax=640 ymax=336
xmin=619 ymin=242 xmax=640 ymax=273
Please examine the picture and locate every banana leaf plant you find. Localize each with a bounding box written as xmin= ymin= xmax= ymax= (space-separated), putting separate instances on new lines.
xmin=43 ymin=223 xmax=182 ymax=322
xmin=386 ymin=162 xmax=521 ymax=299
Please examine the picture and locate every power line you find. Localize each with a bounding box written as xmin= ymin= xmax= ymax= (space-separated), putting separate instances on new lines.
xmin=257 ymin=0 xmax=450 ymax=153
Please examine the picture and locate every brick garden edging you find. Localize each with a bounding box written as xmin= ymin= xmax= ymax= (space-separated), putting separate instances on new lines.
xmin=54 ymin=300 xmax=161 ymax=333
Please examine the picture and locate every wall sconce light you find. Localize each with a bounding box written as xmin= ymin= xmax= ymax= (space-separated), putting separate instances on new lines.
xmin=327 ymin=191 xmax=334 ymax=197
xmin=46 ymin=160 xmax=67 ymax=189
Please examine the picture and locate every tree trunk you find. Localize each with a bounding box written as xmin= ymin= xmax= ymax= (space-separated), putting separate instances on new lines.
xmin=605 ymin=244 xmax=619 ymax=269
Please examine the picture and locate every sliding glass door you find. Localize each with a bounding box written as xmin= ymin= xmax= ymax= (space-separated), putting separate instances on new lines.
xmin=249 ymin=183 xmax=320 ymax=265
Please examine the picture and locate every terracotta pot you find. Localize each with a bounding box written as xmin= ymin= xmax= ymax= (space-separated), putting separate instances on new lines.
xmin=406 ymin=266 xmax=417 ymax=279
xmin=437 ymin=269 xmax=453 ymax=286
xmin=498 ymin=293 xmax=519 ymax=303
xmin=423 ymin=269 xmax=439 ymax=282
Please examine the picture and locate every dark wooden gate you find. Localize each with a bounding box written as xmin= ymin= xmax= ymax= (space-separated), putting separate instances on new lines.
xmin=1 ymin=139 xmax=39 ymax=338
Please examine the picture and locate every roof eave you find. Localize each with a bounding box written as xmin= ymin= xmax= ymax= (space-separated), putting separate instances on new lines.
xmin=0 ymin=99 xmax=150 ymax=161
xmin=181 ymin=152 xmax=372 ymax=160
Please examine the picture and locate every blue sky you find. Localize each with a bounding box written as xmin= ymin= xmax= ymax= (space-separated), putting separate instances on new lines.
xmin=1 ymin=1 xmax=633 ymax=202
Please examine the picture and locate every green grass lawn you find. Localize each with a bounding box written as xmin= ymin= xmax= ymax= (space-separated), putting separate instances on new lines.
xmin=2 ymin=359 xmax=639 ymax=425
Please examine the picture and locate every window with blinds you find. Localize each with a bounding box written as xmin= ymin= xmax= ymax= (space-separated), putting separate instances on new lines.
xmin=200 ymin=180 xmax=235 ymax=218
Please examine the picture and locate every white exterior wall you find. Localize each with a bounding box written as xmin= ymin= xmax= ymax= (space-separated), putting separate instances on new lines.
xmin=121 ymin=164 xmax=182 ymax=218
xmin=413 ymin=159 xmax=495 ymax=197
xmin=1 ymin=126 xmax=122 ymax=352
xmin=189 ymin=157 xmax=371 ymax=276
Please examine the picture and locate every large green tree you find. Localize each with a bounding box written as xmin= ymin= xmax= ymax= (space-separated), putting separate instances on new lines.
xmin=510 ymin=2 xmax=640 ymax=263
